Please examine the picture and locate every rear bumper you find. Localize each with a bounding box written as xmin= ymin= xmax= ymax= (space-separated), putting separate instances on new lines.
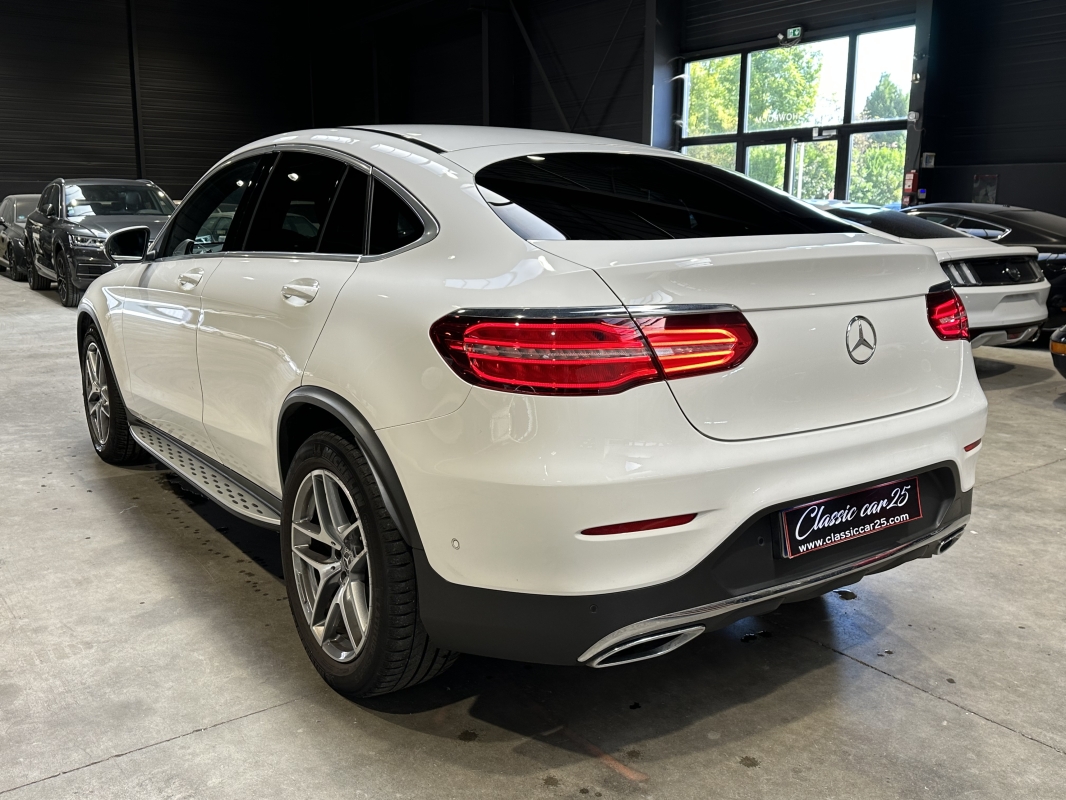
xmin=957 ymin=281 xmax=1048 ymax=337
xmin=970 ymin=324 xmax=1042 ymax=348
xmin=416 ymin=469 xmax=972 ymax=665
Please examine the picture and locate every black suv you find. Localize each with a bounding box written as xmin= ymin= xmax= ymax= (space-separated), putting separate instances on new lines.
xmin=0 ymin=194 xmax=39 ymax=281
xmin=24 ymin=178 xmax=175 ymax=306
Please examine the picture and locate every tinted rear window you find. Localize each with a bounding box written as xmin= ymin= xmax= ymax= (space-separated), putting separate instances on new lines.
xmin=828 ymin=207 xmax=967 ymax=239
xmin=475 ymin=152 xmax=855 ymax=240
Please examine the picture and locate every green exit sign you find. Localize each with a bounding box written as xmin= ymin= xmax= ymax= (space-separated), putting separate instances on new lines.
xmin=786 ymin=26 xmax=802 ymax=39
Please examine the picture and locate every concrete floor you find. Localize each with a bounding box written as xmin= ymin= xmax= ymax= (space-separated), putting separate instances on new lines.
xmin=1 ymin=274 xmax=1065 ymax=800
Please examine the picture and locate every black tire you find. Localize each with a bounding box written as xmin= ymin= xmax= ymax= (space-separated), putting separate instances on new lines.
xmin=26 ymin=247 xmax=50 ymax=291
xmin=281 ymin=432 xmax=457 ymax=697
xmin=56 ymin=250 xmax=83 ymax=307
xmin=79 ymin=326 xmax=145 ymax=465
xmin=7 ymin=245 xmax=25 ymax=281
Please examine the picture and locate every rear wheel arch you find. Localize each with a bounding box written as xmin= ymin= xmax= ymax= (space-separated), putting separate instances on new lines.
xmin=278 ymin=387 xmax=424 ymax=550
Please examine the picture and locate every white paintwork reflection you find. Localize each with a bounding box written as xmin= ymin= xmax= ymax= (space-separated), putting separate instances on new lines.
xmin=121 ymin=257 xmax=222 ymax=456
xmin=198 ymin=256 xmax=358 ymax=494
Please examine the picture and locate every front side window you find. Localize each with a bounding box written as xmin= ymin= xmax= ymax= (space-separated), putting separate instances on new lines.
xmin=476 ymin=152 xmax=854 ymax=241
xmin=64 ymin=183 xmax=175 ymax=218
xmin=244 ymin=152 xmax=346 ymax=253
xmin=160 ymin=156 xmax=266 ymax=258
xmin=40 ymin=186 xmax=58 ymax=214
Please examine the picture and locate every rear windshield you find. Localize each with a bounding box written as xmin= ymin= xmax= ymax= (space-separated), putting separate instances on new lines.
xmin=826 ymin=206 xmax=967 ymax=239
xmin=64 ymin=183 xmax=175 ymax=218
xmin=475 ymin=152 xmax=855 ymax=241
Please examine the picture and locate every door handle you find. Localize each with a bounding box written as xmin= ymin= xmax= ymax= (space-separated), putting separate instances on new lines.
xmin=178 ymin=268 xmax=203 ymax=289
xmin=281 ymin=279 xmax=320 ymax=305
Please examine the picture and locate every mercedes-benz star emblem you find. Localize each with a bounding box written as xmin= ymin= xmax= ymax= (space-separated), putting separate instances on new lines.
xmin=846 ymin=316 xmax=877 ymax=364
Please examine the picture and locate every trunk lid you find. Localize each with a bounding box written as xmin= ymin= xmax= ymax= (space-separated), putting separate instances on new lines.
xmin=536 ymin=233 xmax=962 ymax=440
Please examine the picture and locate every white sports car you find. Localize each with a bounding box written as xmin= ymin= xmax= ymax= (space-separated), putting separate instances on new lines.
xmin=821 ymin=204 xmax=1049 ymax=347
xmin=79 ymin=126 xmax=986 ymax=696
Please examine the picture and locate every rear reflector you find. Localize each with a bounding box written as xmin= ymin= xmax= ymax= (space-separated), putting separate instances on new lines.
xmin=430 ymin=308 xmax=757 ymax=395
xmin=582 ymin=513 xmax=697 ymax=536
xmin=926 ymin=288 xmax=969 ymax=341
xmin=964 ymin=439 xmax=982 ymax=452
xmin=1051 ymin=340 xmax=1066 ymax=355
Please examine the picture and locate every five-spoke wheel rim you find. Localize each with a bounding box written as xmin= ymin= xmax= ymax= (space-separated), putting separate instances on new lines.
xmin=291 ymin=469 xmax=372 ymax=663
xmin=83 ymin=343 xmax=110 ymax=446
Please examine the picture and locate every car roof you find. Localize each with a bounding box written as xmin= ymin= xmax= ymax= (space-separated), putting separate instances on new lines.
xmin=908 ymin=203 xmax=1022 ymax=215
xmin=6 ymin=194 xmax=40 ymax=201
xmin=54 ymin=178 xmax=158 ymax=186
xmin=344 ymin=124 xmax=639 ymax=153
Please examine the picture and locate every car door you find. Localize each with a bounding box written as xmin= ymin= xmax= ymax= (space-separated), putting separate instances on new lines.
xmin=30 ymin=185 xmax=60 ymax=277
xmin=0 ymin=199 xmax=11 ymax=261
xmin=197 ymin=150 xmax=367 ymax=494
xmin=120 ymin=154 xmax=270 ymax=456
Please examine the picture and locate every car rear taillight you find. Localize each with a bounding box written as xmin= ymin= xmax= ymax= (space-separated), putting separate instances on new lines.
xmin=429 ymin=308 xmax=758 ymax=395
xmin=926 ymin=289 xmax=969 ymax=341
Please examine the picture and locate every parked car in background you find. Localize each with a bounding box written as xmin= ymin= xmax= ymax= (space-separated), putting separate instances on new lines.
xmin=902 ymin=203 xmax=1066 ymax=332
xmin=822 ymin=204 xmax=1049 ymax=348
xmin=1051 ymin=326 xmax=1066 ymax=380
xmin=1048 ymin=326 xmax=1066 ymax=379
xmin=78 ymin=126 xmax=984 ymax=697
xmin=0 ymin=193 xmax=40 ymax=281
xmin=24 ymin=178 xmax=175 ymax=306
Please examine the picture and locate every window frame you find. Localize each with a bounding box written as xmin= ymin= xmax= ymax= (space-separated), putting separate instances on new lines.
xmin=678 ymin=20 xmax=915 ymax=202
xmin=149 ymin=143 xmax=439 ymax=264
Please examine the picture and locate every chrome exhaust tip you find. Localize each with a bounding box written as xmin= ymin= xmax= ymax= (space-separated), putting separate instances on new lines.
xmin=936 ymin=529 xmax=964 ymax=555
xmin=585 ymin=625 xmax=705 ymax=669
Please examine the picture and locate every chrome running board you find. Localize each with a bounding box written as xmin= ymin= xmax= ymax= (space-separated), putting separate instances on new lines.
xmin=129 ymin=423 xmax=282 ymax=528
xmin=579 ymin=516 xmax=969 ymax=665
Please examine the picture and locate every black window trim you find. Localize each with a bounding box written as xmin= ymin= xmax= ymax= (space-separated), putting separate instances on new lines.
xmin=149 ymin=142 xmax=437 ymax=264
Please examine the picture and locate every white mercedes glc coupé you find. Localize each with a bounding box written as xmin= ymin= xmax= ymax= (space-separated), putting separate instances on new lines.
xmin=78 ymin=126 xmax=986 ymax=697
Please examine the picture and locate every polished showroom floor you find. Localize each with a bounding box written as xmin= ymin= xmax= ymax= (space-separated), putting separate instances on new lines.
xmin=1 ymin=275 xmax=1064 ymax=799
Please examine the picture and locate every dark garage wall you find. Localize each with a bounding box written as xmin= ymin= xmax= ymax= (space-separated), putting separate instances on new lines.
xmin=0 ymin=1 xmax=138 ymax=200
xmin=683 ymin=0 xmax=917 ymax=53
xmin=921 ymin=0 xmax=1066 ymax=215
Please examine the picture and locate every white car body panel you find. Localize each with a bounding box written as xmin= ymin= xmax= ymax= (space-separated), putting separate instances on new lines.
xmin=380 ymin=353 xmax=984 ymax=594
xmin=120 ymin=257 xmax=224 ymax=457
xmin=197 ymin=255 xmax=359 ymax=494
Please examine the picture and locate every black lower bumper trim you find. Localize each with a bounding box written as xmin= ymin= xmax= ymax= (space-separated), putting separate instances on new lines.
xmin=415 ymin=463 xmax=972 ymax=665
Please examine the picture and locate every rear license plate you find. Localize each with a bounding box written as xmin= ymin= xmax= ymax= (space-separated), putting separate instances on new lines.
xmin=781 ymin=477 xmax=922 ymax=558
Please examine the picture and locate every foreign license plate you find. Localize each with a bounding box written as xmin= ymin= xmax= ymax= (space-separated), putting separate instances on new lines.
xmin=780 ymin=477 xmax=922 ymax=558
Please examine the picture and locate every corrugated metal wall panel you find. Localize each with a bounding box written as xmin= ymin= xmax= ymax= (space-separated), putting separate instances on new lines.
xmin=922 ymin=0 xmax=1066 ymax=213
xmin=0 ymin=1 xmax=137 ymax=200
xmin=522 ymin=0 xmax=647 ymax=141
xmin=684 ymin=0 xmax=916 ymax=53
xmin=134 ymin=1 xmax=310 ymax=199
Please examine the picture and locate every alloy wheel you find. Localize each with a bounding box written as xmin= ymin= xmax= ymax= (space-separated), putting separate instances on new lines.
xmin=83 ymin=342 xmax=110 ymax=446
xmin=290 ymin=469 xmax=372 ymax=663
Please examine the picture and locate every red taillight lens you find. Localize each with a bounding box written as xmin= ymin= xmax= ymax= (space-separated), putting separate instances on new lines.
xmin=926 ymin=289 xmax=969 ymax=341
xmin=430 ymin=309 xmax=758 ymax=395
xmin=636 ymin=312 xmax=757 ymax=377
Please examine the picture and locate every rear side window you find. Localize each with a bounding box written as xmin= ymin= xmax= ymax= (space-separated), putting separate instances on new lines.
xmin=318 ymin=168 xmax=369 ymax=254
xmin=245 ymin=152 xmax=346 ymax=253
xmin=367 ymin=178 xmax=424 ymax=254
xmin=475 ymin=152 xmax=855 ymax=240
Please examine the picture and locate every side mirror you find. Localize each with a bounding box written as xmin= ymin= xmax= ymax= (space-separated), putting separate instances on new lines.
xmin=105 ymin=226 xmax=151 ymax=263
xmin=0 ymin=216 xmax=5 ymax=225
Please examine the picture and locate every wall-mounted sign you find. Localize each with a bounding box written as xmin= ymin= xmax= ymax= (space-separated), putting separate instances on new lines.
xmin=921 ymin=152 xmax=935 ymax=168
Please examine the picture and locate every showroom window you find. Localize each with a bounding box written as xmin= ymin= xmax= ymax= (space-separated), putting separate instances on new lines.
xmin=680 ymin=25 xmax=915 ymax=207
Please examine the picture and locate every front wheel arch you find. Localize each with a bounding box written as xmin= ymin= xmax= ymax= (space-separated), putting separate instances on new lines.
xmin=278 ymin=387 xmax=424 ymax=551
